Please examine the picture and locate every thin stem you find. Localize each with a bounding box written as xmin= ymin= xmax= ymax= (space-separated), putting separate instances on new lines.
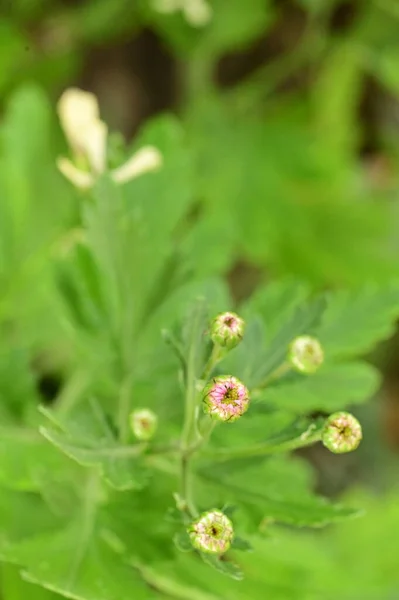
xmin=181 ymin=454 xmax=197 ymax=517
xmin=201 ymin=426 xmax=322 ymax=463
xmin=186 ymin=417 xmax=217 ymax=456
xmin=252 ymin=361 xmax=291 ymax=394
xmin=201 ymin=344 xmax=222 ymax=382
xmin=118 ymin=375 xmax=133 ymax=443
xmin=179 ymin=306 xmax=203 ymax=516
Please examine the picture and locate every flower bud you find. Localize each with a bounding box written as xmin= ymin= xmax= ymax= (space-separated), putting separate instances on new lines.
xmin=322 ymin=412 xmax=362 ymax=454
xmin=203 ymin=376 xmax=249 ymax=422
xmin=210 ymin=312 xmax=245 ymax=351
xmin=129 ymin=409 xmax=157 ymax=441
xmin=188 ymin=510 xmax=233 ymax=554
xmin=288 ymin=335 xmax=324 ymax=374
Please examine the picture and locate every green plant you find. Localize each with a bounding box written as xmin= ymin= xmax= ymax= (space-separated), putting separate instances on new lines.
xmin=1 ymin=83 xmax=399 ymax=599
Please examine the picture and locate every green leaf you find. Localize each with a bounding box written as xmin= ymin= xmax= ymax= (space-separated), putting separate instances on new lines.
xmin=0 ymin=521 xmax=151 ymax=600
xmin=0 ymin=428 xmax=77 ymax=493
xmin=205 ymin=416 xmax=323 ymax=463
xmin=317 ymin=285 xmax=399 ymax=359
xmin=198 ymin=457 xmax=362 ymax=528
xmin=40 ymin=404 xmax=149 ymax=491
xmin=224 ymin=295 xmax=327 ymax=388
xmin=260 ymin=362 xmax=380 ymax=413
xmin=1 ymin=564 xmax=62 ymax=600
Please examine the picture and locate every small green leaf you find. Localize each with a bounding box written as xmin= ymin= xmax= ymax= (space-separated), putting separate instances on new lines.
xmin=200 ymin=553 xmax=243 ymax=581
xmin=231 ymin=537 xmax=253 ymax=552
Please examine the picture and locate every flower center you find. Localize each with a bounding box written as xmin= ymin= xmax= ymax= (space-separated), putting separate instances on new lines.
xmin=222 ymin=386 xmax=239 ymax=403
xmin=224 ymin=316 xmax=235 ymax=327
xmin=208 ymin=524 xmax=221 ymax=538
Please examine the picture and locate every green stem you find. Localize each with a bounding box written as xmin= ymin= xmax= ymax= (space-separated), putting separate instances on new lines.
xmin=179 ymin=306 xmax=203 ymax=516
xmin=118 ymin=375 xmax=133 ymax=443
xmin=180 ymin=50 xmax=214 ymax=108
xmin=252 ymin=361 xmax=291 ymax=394
xmin=201 ymin=426 xmax=322 ymax=463
xmin=201 ymin=344 xmax=222 ymax=382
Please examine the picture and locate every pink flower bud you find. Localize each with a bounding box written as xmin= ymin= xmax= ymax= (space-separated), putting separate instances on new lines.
xmin=210 ymin=312 xmax=245 ymax=350
xmin=188 ymin=509 xmax=234 ymax=554
xmin=322 ymin=412 xmax=362 ymax=454
xmin=203 ymin=376 xmax=249 ymax=422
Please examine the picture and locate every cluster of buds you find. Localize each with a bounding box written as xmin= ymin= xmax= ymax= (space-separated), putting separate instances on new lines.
xmin=188 ymin=509 xmax=234 ymax=554
xmin=186 ymin=316 xmax=362 ymax=554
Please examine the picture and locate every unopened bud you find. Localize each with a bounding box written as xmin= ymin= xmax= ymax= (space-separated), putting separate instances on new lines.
xmin=210 ymin=312 xmax=245 ymax=351
xmin=322 ymin=412 xmax=362 ymax=454
xmin=188 ymin=509 xmax=233 ymax=554
xmin=129 ymin=409 xmax=157 ymax=441
xmin=203 ymin=376 xmax=249 ymax=422
xmin=288 ymin=335 xmax=324 ymax=374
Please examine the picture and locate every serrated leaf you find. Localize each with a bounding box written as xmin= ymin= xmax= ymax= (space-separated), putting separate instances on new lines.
xmin=317 ymin=285 xmax=399 ymax=359
xmin=224 ymin=296 xmax=327 ymax=388
xmin=40 ymin=427 xmax=148 ymax=492
xmin=204 ymin=417 xmax=323 ymax=463
xmin=199 ymin=457 xmax=362 ymax=528
xmin=40 ymin=403 xmax=148 ymax=491
xmin=260 ymin=361 xmax=380 ymax=413
xmin=0 ymin=521 xmax=150 ymax=600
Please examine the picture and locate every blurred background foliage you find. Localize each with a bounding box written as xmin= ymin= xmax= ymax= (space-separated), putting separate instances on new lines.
xmin=2 ymin=0 xmax=399 ymax=598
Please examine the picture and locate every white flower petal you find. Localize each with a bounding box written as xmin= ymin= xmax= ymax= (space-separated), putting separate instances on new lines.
xmin=111 ymin=146 xmax=163 ymax=185
xmin=57 ymin=88 xmax=99 ymax=152
xmin=56 ymin=157 xmax=94 ymax=190
xmin=183 ymin=0 xmax=212 ymax=26
xmin=57 ymin=87 xmax=108 ymax=174
xmin=152 ymin=0 xmax=181 ymax=14
xmin=82 ymin=120 xmax=108 ymax=174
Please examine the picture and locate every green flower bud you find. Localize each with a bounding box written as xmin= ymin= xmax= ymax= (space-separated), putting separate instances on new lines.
xmin=288 ymin=335 xmax=324 ymax=374
xmin=129 ymin=409 xmax=157 ymax=441
xmin=322 ymin=412 xmax=362 ymax=454
xmin=210 ymin=312 xmax=245 ymax=350
xmin=188 ymin=509 xmax=233 ymax=554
